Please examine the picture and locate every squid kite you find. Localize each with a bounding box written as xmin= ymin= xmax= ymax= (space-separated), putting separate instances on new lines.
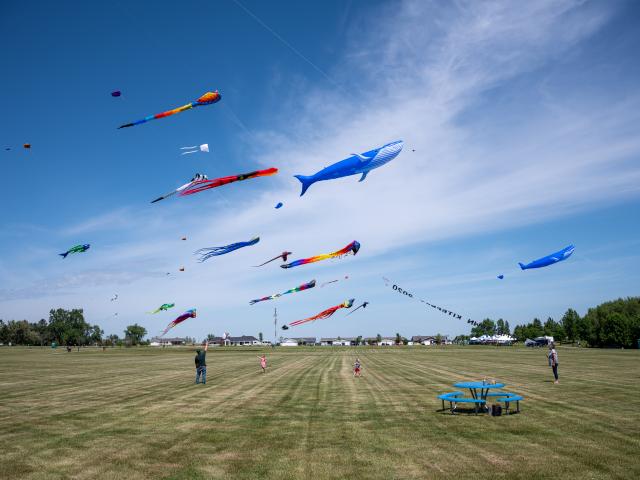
xmin=118 ymin=90 xmax=221 ymax=128
xmin=321 ymin=275 xmax=349 ymax=288
xmin=281 ymin=241 xmax=360 ymax=269
xmin=519 ymin=245 xmax=575 ymax=270
xmin=282 ymin=299 xmax=354 ymax=329
xmin=253 ymin=251 xmax=292 ymax=267
xmin=110 ymin=294 xmax=118 ymax=302
xmin=149 ymin=303 xmax=175 ymax=314
xmin=250 ymin=280 xmax=316 ymax=305
xmin=161 ymin=309 xmax=196 ymax=336
xmin=151 ymin=173 xmax=208 ymax=203
xmin=180 ymin=168 xmax=278 ymax=197
xmin=180 ymin=144 xmax=209 ymax=155
xmin=347 ymin=301 xmax=369 ymax=315
xmin=59 ymin=244 xmax=90 ymax=258
xmin=195 ymin=236 xmax=260 ymax=262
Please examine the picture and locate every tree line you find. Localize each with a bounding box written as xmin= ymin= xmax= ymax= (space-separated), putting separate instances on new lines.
xmin=0 ymin=308 xmax=148 ymax=347
xmin=466 ymin=297 xmax=640 ymax=348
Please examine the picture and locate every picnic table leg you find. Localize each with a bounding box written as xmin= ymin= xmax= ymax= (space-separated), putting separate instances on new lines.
xmin=516 ymin=400 xmax=520 ymax=413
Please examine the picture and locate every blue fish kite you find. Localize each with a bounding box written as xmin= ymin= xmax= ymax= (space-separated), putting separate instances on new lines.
xmin=518 ymin=245 xmax=575 ymax=270
xmin=275 ymin=202 xmax=283 ymax=209
xmin=497 ymin=275 xmax=504 ymax=280
xmin=294 ymin=140 xmax=403 ymax=196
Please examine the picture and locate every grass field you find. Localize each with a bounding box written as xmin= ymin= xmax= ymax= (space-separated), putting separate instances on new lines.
xmin=1 ymin=345 xmax=639 ymax=480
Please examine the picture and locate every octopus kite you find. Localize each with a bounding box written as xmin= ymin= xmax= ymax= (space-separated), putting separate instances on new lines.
xmin=281 ymin=241 xmax=360 ymax=269
xmin=253 ymin=251 xmax=292 ymax=267
xmin=118 ymin=90 xmax=221 ymax=128
xmin=249 ymin=280 xmax=316 ymax=305
xmin=149 ymin=303 xmax=175 ymax=314
xmin=161 ymin=309 xmax=196 ymax=336
xmin=195 ymin=237 xmax=260 ymax=262
xmin=282 ymin=299 xmax=354 ymax=329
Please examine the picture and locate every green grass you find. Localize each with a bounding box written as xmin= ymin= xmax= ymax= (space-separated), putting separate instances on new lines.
xmin=0 ymin=345 xmax=639 ymax=479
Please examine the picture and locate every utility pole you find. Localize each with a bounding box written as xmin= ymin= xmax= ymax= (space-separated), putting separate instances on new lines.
xmin=273 ymin=307 xmax=278 ymax=347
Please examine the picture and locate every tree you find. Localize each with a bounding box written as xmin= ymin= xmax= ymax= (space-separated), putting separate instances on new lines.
xmin=504 ymin=321 xmax=511 ymax=335
xmin=471 ymin=318 xmax=496 ymax=337
xmin=496 ymin=319 xmax=505 ymax=335
xmin=105 ymin=334 xmax=119 ymax=347
xmin=124 ymin=324 xmax=147 ymax=346
xmin=561 ymin=309 xmax=580 ymax=342
xmin=89 ymin=325 xmax=104 ymax=345
xmin=48 ymin=308 xmax=93 ymax=345
xmin=356 ymin=335 xmax=363 ymax=346
xmin=259 ymin=332 xmax=263 ymax=342
xmin=376 ymin=333 xmax=382 ymax=343
xmin=395 ymin=332 xmax=402 ymax=345
xmin=435 ymin=333 xmax=443 ymax=345
xmin=206 ymin=333 xmax=217 ymax=342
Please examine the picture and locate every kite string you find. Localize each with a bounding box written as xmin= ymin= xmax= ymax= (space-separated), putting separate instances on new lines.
xmin=231 ymin=0 xmax=347 ymax=95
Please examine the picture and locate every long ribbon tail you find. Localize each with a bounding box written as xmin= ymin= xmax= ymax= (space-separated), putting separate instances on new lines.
xmin=252 ymin=255 xmax=280 ymax=267
xmin=180 ymin=146 xmax=198 ymax=149
xmin=118 ymin=102 xmax=195 ymax=129
xmin=180 ymin=150 xmax=198 ymax=155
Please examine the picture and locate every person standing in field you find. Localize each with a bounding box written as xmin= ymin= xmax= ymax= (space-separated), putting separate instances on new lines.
xmin=258 ymin=354 xmax=267 ymax=373
xmin=548 ymin=343 xmax=559 ymax=384
xmin=195 ymin=341 xmax=208 ymax=384
xmin=354 ymin=358 xmax=362 ymax=377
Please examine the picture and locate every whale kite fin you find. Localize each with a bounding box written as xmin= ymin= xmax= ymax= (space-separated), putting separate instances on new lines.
xmin=59 ymin=252 xmax=69 ymax=258
xmin=359 ymin=171 xmax=369 ymax=182
xmin=518 ymin=262 xmax=526 ymax=270
xmin=294 ymin=175 xmax=314 ymax=196
xmin=351 ymin=153 xmax=371 ymax=162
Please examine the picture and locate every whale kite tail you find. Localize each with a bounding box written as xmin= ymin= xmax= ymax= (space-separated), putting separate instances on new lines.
xmin=518 ymin=262 xmax=526 ymax=270
xmin=294 ymin=175 xmax=314 ymax=196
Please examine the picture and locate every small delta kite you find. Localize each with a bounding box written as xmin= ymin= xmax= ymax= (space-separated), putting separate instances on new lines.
xmin=161 ymin=309 xmax=196 ymax=336
xmin=281 ymin=241 xmax=360 ymax=269
xmin=59 ymin=244 xmax=90 ymax=258
xmin=118 ymin=90 xmax=221 ymax=128
xmin=195 ymin=237 xmax=260 ymax=262
xmin=282 ymin=299 xmax=354 ymax=330
xmin=249 ymin=280 xmax=316 ymax=305
xmin=347 ymin=301 xmax=369 ymax=315
xmin=253 ymin=251 xmax=292 ymax=267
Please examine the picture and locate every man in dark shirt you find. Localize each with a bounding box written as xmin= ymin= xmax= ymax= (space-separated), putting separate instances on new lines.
xmin=195 ymin=341 xmax=208 ymax=384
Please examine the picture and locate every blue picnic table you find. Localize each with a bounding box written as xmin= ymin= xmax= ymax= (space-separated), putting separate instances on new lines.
xmin=453 ymin=381 xmax=505 ymax=403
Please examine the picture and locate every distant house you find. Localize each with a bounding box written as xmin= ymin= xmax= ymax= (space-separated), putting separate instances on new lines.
xmin=378 ymin=337 xmax=395 ymax=346
xmin=150 ymin=337 xmax=186 ymax=346
xmin=280 ymin=338 xmax=298 ymax=347
xmin=320 ymin=337 xmax=356 ymax=346
xmin=227 ymin=335 xmax=261 ymax=346
xmin=411 ymin=335 xmax=436 ymax=346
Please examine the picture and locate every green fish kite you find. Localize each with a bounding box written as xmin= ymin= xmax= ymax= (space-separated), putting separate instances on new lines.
xmin=59 ymin=244 xmax=90 ymax=258
xmin=149 ymin=303 xmax=175 ymax=314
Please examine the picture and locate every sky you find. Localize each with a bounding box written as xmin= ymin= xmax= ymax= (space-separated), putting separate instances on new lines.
xmin=1 ymin=0 xmax=639 ymax=342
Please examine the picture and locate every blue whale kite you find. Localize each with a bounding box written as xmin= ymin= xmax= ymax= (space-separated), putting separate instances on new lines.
xmin=518 ymin=245 xmax=575 ymax=270
xmin=294 ymin=140 xmax=403 ymax=196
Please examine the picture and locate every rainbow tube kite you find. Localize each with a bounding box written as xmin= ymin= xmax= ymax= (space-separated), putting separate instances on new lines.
xmin=249 ymin=279 xmax=316 ymax=305
xmin=281 ymin=241 xmax=360 ymax=269
xmin=161 ymin=309 xmax=196 ymax=336
xmin=118 ymin=90 xmax=221 ymax=128
xmin=283 ymin=299 xmax=354 ymax=329
xmin=180 ymin=168 xmax=278 ymax=197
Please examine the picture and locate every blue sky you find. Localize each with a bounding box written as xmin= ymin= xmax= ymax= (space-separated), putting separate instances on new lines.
xmin=1 ymin=0 xmax=639 ymax=341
